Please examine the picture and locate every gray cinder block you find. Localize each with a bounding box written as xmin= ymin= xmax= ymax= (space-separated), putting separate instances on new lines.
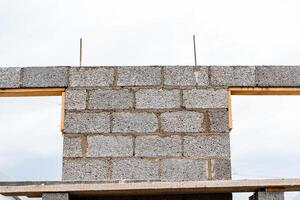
xmin=183 ymin=135 xmax=230 ymax=157
xmin=183 ymin=89 xmax=227 ymax=109
xmin=210 ymin=66 xmax=256 ymax=86
xmin=42 ymin=193 xmax=69 ymax=200
xmin=117 ymin=66 xmax=161 ymax=86
xmin=249 ymin=192 xmax=284 ymax=200
xmin=135 ymin=135 xmax=182 ymax=157
xmin=65 ymin=89 xmax=87 ymax=110
xmin=64 ymin=112 xmax=110 ymax=133
xmin=112 ymin=159 xmax=159 ymax=180
xmin=87 ymin=135 xmax=133 ymax=157
xmin=0 ymin=67 xmax=21 ymax=88
xmin=136 ymin=89 xmax=181 ymax=109
xmin=22 ymin=67 xmax=68 ymax=87
xmin=161 ymin=111 xmax=204 ymax=132
xmin=161 ymin=159 xmax=207 ymax=181
xmin=112 ymin=112 xmax=158 ymax=133
xmin=62 ymin=159 xmax=109 ymax=181
xmin=211 ymin=159 xmax=232 ymax=180
xmin=70 ymin=67 xmax=114 ymax=87
xmin=209 ymin=111 xmax=230 ymax=132
xmin=88 ymin=89 xmax=134 ymax=109
xmin=63 ymin=136 xmax=82 ymax=157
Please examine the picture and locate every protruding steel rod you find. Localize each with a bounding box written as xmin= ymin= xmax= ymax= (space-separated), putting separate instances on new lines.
xmin=193 ymin=35 xmax=197 ymax=66
xmin=80 ymin=38 xmax=82 ymax=66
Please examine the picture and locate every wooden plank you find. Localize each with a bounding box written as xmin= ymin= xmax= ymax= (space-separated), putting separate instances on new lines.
xmin=265 ymin=187 xmax=285 ymax=192
xmin=229 ymin=87 xmax=300 ymax=95
xmin=60 ymin=91 xmax=65 ymax=131
xmin=1 ymin=179 xmax=300 ymax=197
xmin=0 ymin=88 xmax=65 ymax=97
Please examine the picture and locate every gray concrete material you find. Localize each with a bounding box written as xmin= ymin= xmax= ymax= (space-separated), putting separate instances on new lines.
xmin=65 ymin=89 xmax=87 ymax=110
xmin=42 ymin=193 xmax=69 ymax=200
xmin=161 ymin=159 xmax=207 ymax=181
xmin=22 ymin=67 xmax=68 ymax=87
xmin=0 ymin=67 xmax=21 ymax=88
xmin=112 ymin=159 xmax=159 ymax=180
xmin=88 ymin=89 xmax=134 ymax=110
xmin=87 ymin=135 xmax=133 ymax=157
xmin=112 ymin=112 xmax=158 ymax=133
xmin=69 ymin=67 xmax=114 ymax=87
xmin=209 ymin=111 xmax=229 ymax=132
xmin=63 ymin=136 xmax=82 ymax=157
xmin=249 ymin=192 xmax=284 ymax=200
xmin=164 ymin=66 xmax=208 ymax=86
xmin=210 ymin=66 xmax=256 ymax=86
xmin=211 ymin=159 xmax=231 ymax=180
xmin=183 ymin=135 xmax=230 ymax=157
xmin=161 ymin=111 xmax=204 ymax=132
xmin=64 ymin=112 xmax=110 ymax=133
xmin=62 ymin=159 xmax=109 ymax=181
xmin=135 ymin=135 xmax=181 ymax=157
xmin=256 ymin=66 xmax=300 ymax=86
xmin=117 ymin=66 xmax=161 ymax=86
xmin=183 ymin=89 xmax=227 ymax=109
xmin=136 ymin=89 xmax=181 ymax=109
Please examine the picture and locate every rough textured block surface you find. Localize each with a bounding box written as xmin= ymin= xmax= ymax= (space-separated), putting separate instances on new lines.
xmin=88 ymin=89 xmax=133 ymax=109
xmin=63 ymin=159 xmax=109 ymax=181
xmin=0 ymin=67 xmax=20 ymax=88
xmin=256 ymin=66 xmax=300 ymax=86
xmin=250 ymin=192 xmax=284 ymax=200
xmin=183 ymin=135 xmax=230 ymax=157
xmin=136 ymin=89 xmax=180 ymax=109
xmin=70 ymin=67 xmax=114 ymax=87
xmin=63 ymin=136 xmax=82 ymax=157
xmin=210 ymin=66 xmax=256 ymax=86
xmin=87 ymin=135 xmax=133 ymax=157
xmin=161 ymin=159 xmax=207 ymax=181
xmin=135 ymin=136 xmax=182 ymax=157
xmin=42 ymin=193 xmax=69 ymax=200
xmin=65 ymin=89 xmax=87 ymax=110
xmin=164 ymin=66 xmax=208 ymax=86
xmin=209 ymin=111 xmax=229 ymax=132
xmin=183 ymin=89 xmax=227 ymax=108
xmin=211 ymin=159 xmax=231 ymax=180
xmin=112 ymin=159 xmax=159 ymax=180
xmin=22 ymin=67 xmax=68 ymax=87
xmin=64 ymin=112 xmax=110 ymax=133
xmin=112 ymin=112 xmax=158 ymax=133
xmin=161 ymin=111 xmax=204 ymax=132
xmin=117 ymin=66 xmax=161 ymax=86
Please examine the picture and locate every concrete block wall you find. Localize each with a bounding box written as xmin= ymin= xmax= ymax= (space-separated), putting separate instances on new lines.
xmin=1 ymin=66 xmax=300 ymax=183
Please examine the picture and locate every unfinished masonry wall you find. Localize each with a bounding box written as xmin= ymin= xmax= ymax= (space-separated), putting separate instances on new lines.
xmin=1 ymin=66 xmax=300 ymax=182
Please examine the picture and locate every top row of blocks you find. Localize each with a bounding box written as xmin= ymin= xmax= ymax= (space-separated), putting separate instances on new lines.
xmin=0 ymin=66 xmax=300 ymax=88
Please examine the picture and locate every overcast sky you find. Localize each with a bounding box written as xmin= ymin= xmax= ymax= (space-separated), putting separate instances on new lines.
xmin=1 ymin=1 xmax=300 ymax=200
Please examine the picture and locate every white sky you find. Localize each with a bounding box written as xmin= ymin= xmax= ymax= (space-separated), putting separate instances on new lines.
xmin=1 ymin=0 xmax=300 ymax=200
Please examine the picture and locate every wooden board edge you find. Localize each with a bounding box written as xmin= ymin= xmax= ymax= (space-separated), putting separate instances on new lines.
xmin=229 ymin=87 xmax=300 ymax=95
xmin=0 ymin=88 xmax=65 ymax=97
xmin=60 ymin=91 xmax=65 ymax=132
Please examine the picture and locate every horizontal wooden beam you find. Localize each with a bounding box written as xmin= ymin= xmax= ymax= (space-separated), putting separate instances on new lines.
xmin=0 ymin=88 xmax=65 ymax=97
xmin=229 ymin=87 xmax=300 ymax=95
xmin=1 ymin=179 xmax=300 ymax=197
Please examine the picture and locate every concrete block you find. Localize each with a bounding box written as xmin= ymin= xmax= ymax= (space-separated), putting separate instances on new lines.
xmin=112 ymin=159 xmax=159 ymax=180
xmin=250 ymin=192 xmax=284 ymax=200
xmin=70 ymin=67 xmax=114 ymax=87
xmin=135 ymin=135 xmax=181 ymax=157
xmin=63 ymin=136 xmax=82 ymax=157
xmin=0 ymin=67 xmax=20 ymax=88
xmin=87 ymin=135 xmax=133 ymax=157
xmin=211 ymin=66 xmax=256 ymax=86
xmin=88 ymin=89 xmax=133 ymax=109
xmin=42 ymin=193 xmax=69 ymax=200
xmin=183 ymin=135 xmax=230 ymax=157
xmin=209 ymin=111 xmax=229 ymax=132
xmin=64 ymin=112 xmax=110 ymax=133
xmin=22 ymin=67 xmax=68 ymax=87
xmin=161 ymin=159 xmax=207 ymax=181
xmin=117 ymin=66 xmax=161 ymax=86
xmin=183 ymin=89 xmax=227 ymax=109
xmin=112 ymin=112 xmax=158 ymax=133
xmin=65 ymin=89 xmax=87 ymax=110
xmin=62 ymin=159 xmax=109 ymax=181
xmin=211 ymin=159 xmax=231 ymax=180
xmin=164 ymin=66 xmax=208 ymax=86
xmin=161 ymin=111 xmax=204 ymax=132
xmin=257 ymin=66 xmax=300 ymax=86
xmin=136 ymin=89 xmax=180 ymax=109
